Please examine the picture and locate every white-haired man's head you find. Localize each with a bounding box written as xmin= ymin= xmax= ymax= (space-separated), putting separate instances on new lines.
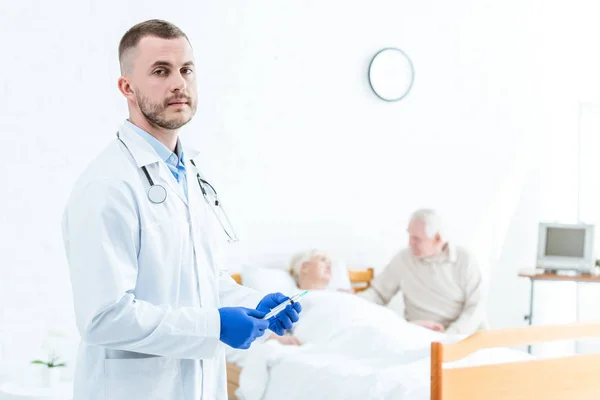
xmin=289 ymin=249 xmax=332 ymax=290
xmin=407 ymin=209 xmax=446 ymax=258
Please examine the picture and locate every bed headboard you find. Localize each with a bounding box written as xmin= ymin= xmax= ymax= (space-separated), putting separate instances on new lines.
xmin=230 ymin=267 xmax=374 ymax=293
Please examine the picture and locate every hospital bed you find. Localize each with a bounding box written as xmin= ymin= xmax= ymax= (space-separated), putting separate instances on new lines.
xmin=228 ymin=270 xmax=600 ymax=399
xmin=227 ymin=267 xmax=374 ymax=399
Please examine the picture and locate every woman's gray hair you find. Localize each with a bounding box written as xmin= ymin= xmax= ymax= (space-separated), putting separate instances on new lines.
xmin=289 ymin=249 xmax=331 ymax=279
xmin=409 ymin=208 xmax=445 ymax=240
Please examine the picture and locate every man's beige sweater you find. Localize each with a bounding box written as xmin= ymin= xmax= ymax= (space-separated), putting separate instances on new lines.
xmin=359 ymin=244 xmax=487 ymax=334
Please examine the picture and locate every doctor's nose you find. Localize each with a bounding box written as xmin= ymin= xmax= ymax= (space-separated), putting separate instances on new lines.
xmin=169 ymin=72 xmax=188 ymax=92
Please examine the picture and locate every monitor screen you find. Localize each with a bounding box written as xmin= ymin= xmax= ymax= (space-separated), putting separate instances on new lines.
xmin=545 ymin=227 xmax=586 ymax=258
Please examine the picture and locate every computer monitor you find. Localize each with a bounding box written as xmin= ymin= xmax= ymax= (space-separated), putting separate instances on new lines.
xmin=536 ymin=222 xmax=595 ymax=273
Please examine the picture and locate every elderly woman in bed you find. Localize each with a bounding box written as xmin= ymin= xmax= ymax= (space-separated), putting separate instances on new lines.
xmin=263 ymin=249 xmax=447 ymax=352
xmin=290 ymin=250 xmax=353 ymax=292
xmin=266 ymin=249 xmax=335 ymax=345
xmin=268 ymin=249 xmax=432 ymax=346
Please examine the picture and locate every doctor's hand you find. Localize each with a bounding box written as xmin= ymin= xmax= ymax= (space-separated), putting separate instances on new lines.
xmin=256 ymin=293 xmax=302 ymax=336
xmin=217 ymin=307 xmax=269 ymax=349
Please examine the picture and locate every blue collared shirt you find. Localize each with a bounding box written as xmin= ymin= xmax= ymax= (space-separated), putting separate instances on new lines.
xmin=126 ymin=120 xmax=188 ymax=199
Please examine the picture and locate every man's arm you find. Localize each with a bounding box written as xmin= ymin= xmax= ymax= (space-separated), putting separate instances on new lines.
xmin=63 ymin=179 xmax=221 ymax=359
xmin=445 ymin=256 xmax=488 ymax=335
xmin=358 ymin=252 xmax=403 ymax=306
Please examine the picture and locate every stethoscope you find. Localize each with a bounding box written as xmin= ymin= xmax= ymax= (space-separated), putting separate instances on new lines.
xmin=118 ymin=134 xmax=239 ymax=242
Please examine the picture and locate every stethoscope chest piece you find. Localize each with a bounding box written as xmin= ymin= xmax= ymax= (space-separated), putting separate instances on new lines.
xmin=147 ymin=184 xmax=167 ymax=204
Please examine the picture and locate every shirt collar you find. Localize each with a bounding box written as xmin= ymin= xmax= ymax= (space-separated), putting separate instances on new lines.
xmin=117 ymin=120 xmax=201 ymax=167
xmin=125 ymin=120 xmax=185 ymax=167
xmin=117 ymin=122 xmax=161 ymax=167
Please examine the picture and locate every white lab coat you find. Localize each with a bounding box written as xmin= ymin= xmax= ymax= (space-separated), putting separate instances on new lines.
xmin=62 ymin=122 xmax=262 ymax=400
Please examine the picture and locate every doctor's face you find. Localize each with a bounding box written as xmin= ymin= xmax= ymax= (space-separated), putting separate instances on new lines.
xmin=125 ymin=36 xmax=198 ymax=130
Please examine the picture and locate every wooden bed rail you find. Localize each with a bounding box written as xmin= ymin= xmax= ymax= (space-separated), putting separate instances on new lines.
xmin=431 ymin=322 xmax=600 ymax=400
xmin=436 ymin=322 xmax=600 ymax=362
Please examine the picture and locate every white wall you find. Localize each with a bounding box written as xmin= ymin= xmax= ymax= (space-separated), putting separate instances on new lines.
xmin=1 ymin=0 xmax=598 ymax=382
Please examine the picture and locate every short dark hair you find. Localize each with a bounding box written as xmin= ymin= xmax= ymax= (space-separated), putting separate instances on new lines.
xmin=118 ymin=19 xmax=189 ymax=70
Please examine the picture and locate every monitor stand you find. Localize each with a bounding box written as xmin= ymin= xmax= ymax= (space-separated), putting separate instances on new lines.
xmin=544 ymin=268 xmax=579 ymax=276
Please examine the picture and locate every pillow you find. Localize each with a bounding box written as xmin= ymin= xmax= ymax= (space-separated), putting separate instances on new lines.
xmin=240 ymin=259 xmax=353 ymax=294
xmin=326 ymin=260 xmax=352 ymax=291
xmin=241 ymin=265 xmax=300 ymax=296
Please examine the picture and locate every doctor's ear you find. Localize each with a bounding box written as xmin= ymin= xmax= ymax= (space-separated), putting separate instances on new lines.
xmin=117 ymin=77 xmax=136 ymax=101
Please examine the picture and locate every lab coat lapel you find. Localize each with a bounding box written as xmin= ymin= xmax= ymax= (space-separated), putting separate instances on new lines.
xmin=186 ymin=156 xmax=219 ymax=308
xmin=156 ymin=162 xmax=188 ymax=207
xmin=117 ymin=123 xmax=188 ymax=208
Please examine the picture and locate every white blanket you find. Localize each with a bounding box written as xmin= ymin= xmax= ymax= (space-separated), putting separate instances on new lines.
xmin=235 ymin=291 xmax=533 ymax=400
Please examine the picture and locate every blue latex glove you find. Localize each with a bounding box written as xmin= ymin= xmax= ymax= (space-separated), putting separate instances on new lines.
xmin=256 ymin=292 xmax=302 ymax=336
xmin=218 ymin=307 xmax=270 ymax=349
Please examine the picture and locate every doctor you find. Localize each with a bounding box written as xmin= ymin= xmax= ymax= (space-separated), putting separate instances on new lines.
xmin=61 ymin=19 xmax=301 ymax=400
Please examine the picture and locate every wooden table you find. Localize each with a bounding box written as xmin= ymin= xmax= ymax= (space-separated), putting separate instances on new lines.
xmin=519 ymin=270 xmax=600 ymax=352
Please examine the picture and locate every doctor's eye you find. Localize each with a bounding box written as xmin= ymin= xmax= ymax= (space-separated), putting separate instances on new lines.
xmin=153 ymin=69 xmax=168 ymax=76
xmin=181 ymin=68 xmax=194 ymax=75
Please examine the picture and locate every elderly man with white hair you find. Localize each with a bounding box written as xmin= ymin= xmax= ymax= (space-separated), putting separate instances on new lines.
xmin=359 ymin=209 xmax=488 ymax=335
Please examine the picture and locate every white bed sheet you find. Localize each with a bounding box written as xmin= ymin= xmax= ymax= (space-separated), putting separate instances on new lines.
xmin=233 ymin=291 xmax=533 ymax=400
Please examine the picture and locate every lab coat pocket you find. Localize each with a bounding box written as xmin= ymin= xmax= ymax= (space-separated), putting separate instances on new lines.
xmin=104 ymin=356 xmax=183 ymax=400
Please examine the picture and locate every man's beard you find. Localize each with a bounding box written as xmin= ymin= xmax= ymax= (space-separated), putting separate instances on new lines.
xmin=136 ymin=90 xmax=196 ymax=130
